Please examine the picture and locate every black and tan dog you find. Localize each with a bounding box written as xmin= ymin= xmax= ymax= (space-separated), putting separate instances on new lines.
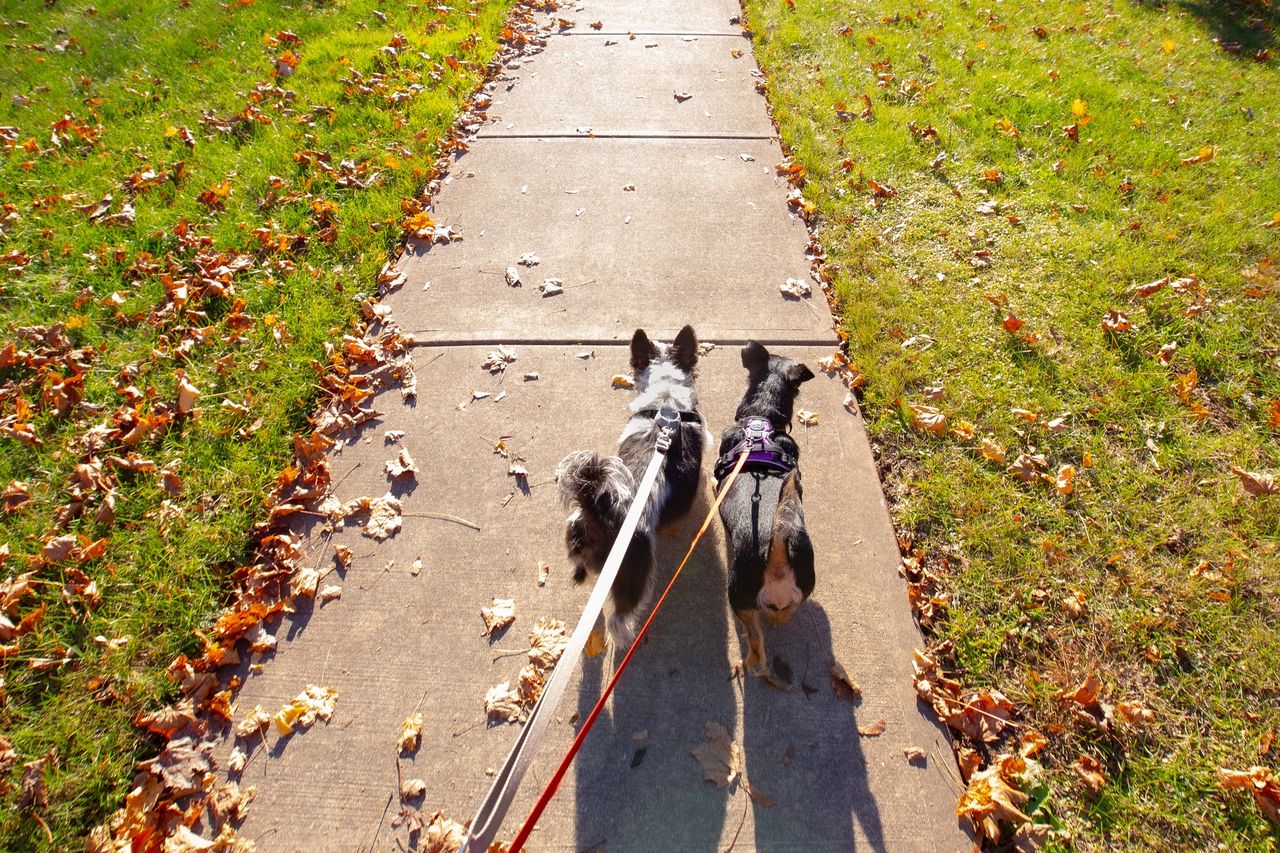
xmin=714 ymin=342 xmax=815 ymax=678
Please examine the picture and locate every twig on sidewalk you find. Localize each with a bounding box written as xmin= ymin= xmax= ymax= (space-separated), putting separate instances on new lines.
xmin=402 ymin=511 xmax=480 ymax=530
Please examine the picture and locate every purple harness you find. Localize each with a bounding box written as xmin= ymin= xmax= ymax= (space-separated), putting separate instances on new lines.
xmin=714 ymin=416 xmax=797 ymax=482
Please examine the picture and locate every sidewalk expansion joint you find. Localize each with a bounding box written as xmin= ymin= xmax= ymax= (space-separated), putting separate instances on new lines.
xmin=473 ymin=131 xmax=776 ymax=140
xmin=559 ymin=32 xmax=748 ymax=38
xmin=405 ymin=337 xmax=840 ymax=349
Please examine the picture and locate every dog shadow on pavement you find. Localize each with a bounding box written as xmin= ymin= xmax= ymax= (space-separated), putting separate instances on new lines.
xmin=740 ymin=600 xmax=887 ymax=853
xmin=573 ymin=486 xmax=735 ymax=852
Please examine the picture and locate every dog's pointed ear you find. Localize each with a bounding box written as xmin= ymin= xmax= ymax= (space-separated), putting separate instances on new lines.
xmin=788 ymin=362 xmax=816 ymax=386
xmin=631 ymin=329 xmax=656 ymax=373
xmin=741 ymin=340 xmax=769 ymax=373
xmin=671 ymin=325 xmax=698 ymax=370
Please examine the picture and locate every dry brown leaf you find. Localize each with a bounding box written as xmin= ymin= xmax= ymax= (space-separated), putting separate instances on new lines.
xmin=402 ymin=778 xmax=427 ymax=800
xmin=364 ymin=494 xmax=403 ymax=540
xmin=481 ymin=598 xmax=516 ymax=637
xmin=956 ymin=753 xmax=1033 ymax=842
xmin=1219 ymin=766 xmax=1280 ymax=827
xmin=1100 ymin=309 xmax=1134 ymax=333
xmin=830 ymin=660 xmax=862 ymax=702
xmin=981 ymin=436 xmax=1007 ymax=464
xmin=584 ymin=628 xmax=607 ymax=657
xmin=536 ymin=560 xmax=550 ymax=587
xmin=858 ymin=719 xmax=887 ymax=737
xmin=908 ymin=403 xmax=948 ymax=434
xmin=610 ymin=374 xmax=635 ymax=390
xmin=1116 ymin=700 xmax=1155 ymax=726
xmin=1230 ymin=466 xmax=1278 ymax=497
xmin=904 ymin=746 xmax=927 ymax=763
xmin=1074 ymin=754 xmax=1107 ymax=792
xmin=1007 ymin=453 xmax=1048 ymax=483
xmin=399 ymin=713 xmax=424 ymax=754
xmin=235 ymin=706 xmax=271 ymax=739
xmin=1053 ymin=464 xmax=1076 ymax=495
xmin=796 ymin=409 xmax=819 ymax=427
xmin=691 ymin=721 xmax=742 ymax=787
xmin=272 ymin=685 xmax=338 ymax=737
xmin=385 ymin=448 xmax=419 ymax=479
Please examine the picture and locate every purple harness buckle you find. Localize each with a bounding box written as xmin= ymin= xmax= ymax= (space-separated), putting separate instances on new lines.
xmin=714 ymin=416 xmax=797 ymax=482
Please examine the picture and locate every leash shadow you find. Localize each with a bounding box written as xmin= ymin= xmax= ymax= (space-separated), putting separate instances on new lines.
xmin=572 ymin=486 xmax=735 ymax=853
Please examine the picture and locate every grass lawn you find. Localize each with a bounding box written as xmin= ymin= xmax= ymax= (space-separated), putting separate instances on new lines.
xmin=743 ymin=0 xmax=1280 ymax=847
xmin=0 ymin=0 xmax=513 ymax=846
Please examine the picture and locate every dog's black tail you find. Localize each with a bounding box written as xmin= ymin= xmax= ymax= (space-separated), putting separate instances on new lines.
xmin=557 ymin=450 xmax=634 ymax=516
xmin=557 ymin=450 xmax=635 ymax=577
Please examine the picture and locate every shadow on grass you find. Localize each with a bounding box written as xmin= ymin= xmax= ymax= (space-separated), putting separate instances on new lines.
xmin=1136 ymin=0 xmax=1279 ymax=57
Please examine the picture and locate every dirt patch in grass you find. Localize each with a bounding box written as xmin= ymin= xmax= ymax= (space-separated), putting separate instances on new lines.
xmin=743 ymin=0 xmax=1280 ymax=846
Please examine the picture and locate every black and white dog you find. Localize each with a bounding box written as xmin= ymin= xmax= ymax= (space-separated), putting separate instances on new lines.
xmin=557 ymin=326 xmax=708 ymax=646
xmin=715 ymin=341 xmax=815 ymax=678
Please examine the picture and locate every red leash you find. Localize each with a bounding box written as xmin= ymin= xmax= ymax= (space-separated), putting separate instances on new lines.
xmin=507 ymin=450 xmax=750 ymax=851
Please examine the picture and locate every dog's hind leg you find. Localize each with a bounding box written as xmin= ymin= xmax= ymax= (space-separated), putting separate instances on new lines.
xmin=735 ymin=609 xmax=767 ymax=676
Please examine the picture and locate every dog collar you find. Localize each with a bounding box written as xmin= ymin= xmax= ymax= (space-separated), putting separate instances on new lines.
xmin=714 ymin=416 xmax=797 ymax=482
xmin=634 ymin=408 xmax=703 ymax=424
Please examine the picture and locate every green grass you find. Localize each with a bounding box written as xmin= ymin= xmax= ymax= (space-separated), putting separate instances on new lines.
xmin=743 ymin=0 xmax=1280 ymax=847
xmin=0 ymin=0 xmax=513 ymax=846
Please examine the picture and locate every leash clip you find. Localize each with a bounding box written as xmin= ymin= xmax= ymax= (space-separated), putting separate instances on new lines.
xmin=653 ymin=407 xmax=679 ymax=453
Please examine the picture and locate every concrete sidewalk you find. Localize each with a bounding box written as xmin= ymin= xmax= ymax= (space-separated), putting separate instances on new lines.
xmin=217 ymin=2 xmax=970 ymax=850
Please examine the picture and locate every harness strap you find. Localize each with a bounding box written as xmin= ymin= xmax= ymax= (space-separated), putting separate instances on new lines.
xmin=461 ymin=411 xmax=679 ymax=853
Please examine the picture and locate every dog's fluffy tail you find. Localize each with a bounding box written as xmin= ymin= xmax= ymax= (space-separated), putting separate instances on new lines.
xmin=557 ymin=450 xmax=634 ymax=515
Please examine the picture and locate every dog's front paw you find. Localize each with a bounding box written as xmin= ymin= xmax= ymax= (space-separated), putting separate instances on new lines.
xmin=744 ymin=646 xmax=767 ymax=676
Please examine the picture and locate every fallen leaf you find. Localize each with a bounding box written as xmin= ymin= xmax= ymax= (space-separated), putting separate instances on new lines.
xmin=780 ymin=277 xmax=811 ymax=298
xmin=1230 ymin=466 xmax=1278 ymax=497
xmin=908 ymin=403 xmax=948 ymax=435
xmin=1180 ymin=146 xmax=1217 ymax=166
xmin=830 ymin=660 xmax=862 ymax=702
xmin=584 ymin=628 xmax=607 ymax=657
xmin=1074 ymin=755 xmax=1107 ymax=792
xmin=536 ymin=560 xmax=550 ymax=586
xmin=272 ymin=685 xmax=338 ymax=737
xmin=674 ymin=90 xmax=693 ymax=102
xmin=1219 ymin=767 xmax=1280 ymax=827
xmin=1100 ymin=310 xmax=1134 ymax=333
xmin=904 ymin=746 xmax=927 ymax=763
xmin=956 ymin=754 xmax=1033 ymax=842
xmin=398 ymin=713 xmax=424 ymax=753
xmin=401 ymin=778 xmax=427 ymax=800
xmin=796 ymin=409 xmax=819 ymax=427
xmin=364 ymin=494 xmax=403 ymax=540
xmin=481 ymin=598 xmax=516 ymax=637
xmin=610 ymin=374 xmax=635 ymax=390
xmin=1007 ymin=453 xmax=1048 ymax=483
xmin=1054 ymin=464 xmax=1076 ymax=495
xmin=691 ymin=721 xmax=742 ymax=787
xmin=981 ymin=436 xmax=1007 ymax=464
xmin=385 ymin=448 xmax=418 ymax=479
xmin=858 ymin=719 xmax=887 ymax=737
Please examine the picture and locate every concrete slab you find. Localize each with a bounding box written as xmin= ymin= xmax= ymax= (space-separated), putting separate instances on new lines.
xmin=481 ymin=35 xmax=770 ymax=138
xmin=558 ymin=0 xmax=743 ymax=35
xmin=218 ymin=344 xmax=969 ymax=852
xmin=394 ymin=138 xmax=834 ymax=344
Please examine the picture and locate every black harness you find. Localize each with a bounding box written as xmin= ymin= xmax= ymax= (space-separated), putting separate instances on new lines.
xmin=714 ymin=416 xmax=798 ymax=483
